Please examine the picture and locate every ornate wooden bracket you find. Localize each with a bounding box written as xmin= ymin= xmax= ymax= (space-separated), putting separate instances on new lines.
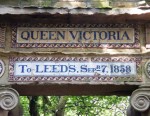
xmin=0 ymin=88 xmax=19 ymax=110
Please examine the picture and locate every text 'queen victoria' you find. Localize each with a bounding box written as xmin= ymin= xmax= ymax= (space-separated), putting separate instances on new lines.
xmin=17 ymin=28 xmax=134 ymax=44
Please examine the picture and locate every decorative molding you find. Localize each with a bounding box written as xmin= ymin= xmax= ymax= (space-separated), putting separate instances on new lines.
xmin=0 ymin=88 xmax=19 ymax=110
xmin=9 ymin=56 xmax=142 ymax=82
xmin=0 ymin=27 xmax=5 ymax=48
xmin=11 ymin=24 xmax=140 ymax=49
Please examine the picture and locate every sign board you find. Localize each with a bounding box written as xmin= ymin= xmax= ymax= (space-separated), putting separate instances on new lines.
xmin=12 ymin=24 xmax=140 ymax=48
xmin=9 ymin=56 xmax=141 ymax=82
xmin=14 ymin=62 xmax=136 ymax=77
xmin=17 ymin=28 xmax=134 ymax=44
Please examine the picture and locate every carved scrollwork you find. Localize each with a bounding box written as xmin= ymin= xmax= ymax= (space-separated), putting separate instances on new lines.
xmin=131 ymin=95 xmax=150 ymax=112
xmin=0 ymin=88 xmax=19 ymax=110
xmin=130 ymin=88 xmax=150 ymax=112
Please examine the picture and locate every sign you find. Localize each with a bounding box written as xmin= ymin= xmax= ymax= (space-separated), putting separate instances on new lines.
xmin=9 ymin=56 xmax=141 ymax=82
xmin=12 ymin=24 xmax=140 ymax=48
xmin=15 ymin=62 xmax=136 ymax=77
xmin=17 ymin=28 xmax=134 ymax=44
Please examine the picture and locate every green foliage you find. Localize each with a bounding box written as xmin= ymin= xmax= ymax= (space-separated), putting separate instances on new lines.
xmin=41 ymin=0 xmax=52 ymax=7
xmin=20 ymin=96 xmax=129 ymax=116
xmin=20 ymin=96 xmax=30 ymax=116
xmin=65 ymin=96 xmax=128 ymax=116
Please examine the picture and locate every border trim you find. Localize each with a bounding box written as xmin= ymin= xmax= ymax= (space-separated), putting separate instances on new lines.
xmin=0 ymin=27 xmax=5 ymax=48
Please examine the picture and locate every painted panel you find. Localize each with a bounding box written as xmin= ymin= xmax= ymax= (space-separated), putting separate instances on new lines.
xmin=9 ymin=56 xmax=141 ymax=82
xmin=14 ymin=62 xmax=136 ymax=77
xmin=12 ymin=24 xmax=140 ymax=48
xmin=17 ymin=28 xmax=134 ymax=44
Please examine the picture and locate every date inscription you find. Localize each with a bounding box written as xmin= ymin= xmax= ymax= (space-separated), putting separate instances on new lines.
xmin=14 ymin=62 xmax=136 ymax=77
